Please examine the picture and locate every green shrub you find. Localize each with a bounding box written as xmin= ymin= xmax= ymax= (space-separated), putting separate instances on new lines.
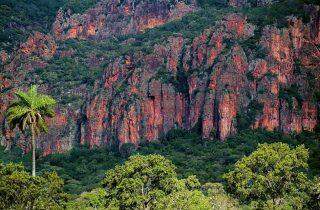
xmin=0 ymin=162 xmax=69 ymax=209
xmin=224 ymin=142 xmax=310 ymax=209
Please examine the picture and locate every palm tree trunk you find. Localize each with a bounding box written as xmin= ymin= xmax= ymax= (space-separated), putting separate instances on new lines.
xmin=31 ymin=125 xmax=36 ymax=177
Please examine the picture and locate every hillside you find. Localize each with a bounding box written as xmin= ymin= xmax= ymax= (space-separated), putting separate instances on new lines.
xmin=0 ymin=0 xmax=100 ymax=53
xmin=1 ymin=0 xmax=319 ymax=155
xmin=0 ymin=1 xmax=320 ymax=208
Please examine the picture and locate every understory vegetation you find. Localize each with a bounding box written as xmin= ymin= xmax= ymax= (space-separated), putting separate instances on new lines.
xmin=1 ymin=129 xmax=320 ymax=209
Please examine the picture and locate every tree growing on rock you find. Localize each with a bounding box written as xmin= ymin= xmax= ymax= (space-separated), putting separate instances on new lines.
xmin=5 ymin=85 xmax=56 ymax=176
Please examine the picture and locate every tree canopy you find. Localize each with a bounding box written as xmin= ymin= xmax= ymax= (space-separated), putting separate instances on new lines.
xmin=101 ymin=154 xmax=180 ymax=209
xmin=0 ymin=162 xmax=68 ymax=209
xmin=6 ymin=85 xmax=56 ymax=135
xmin=224 ymin=142 xmax=311 ymax=209
xmin=6 ymin=85 xmax=56 ymax=176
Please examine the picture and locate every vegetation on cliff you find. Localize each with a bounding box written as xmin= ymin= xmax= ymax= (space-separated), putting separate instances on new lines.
xmin=2 ymin=0 xmax=319 ymax=146
xmin=0 ymin=0 xmax=99 ymax=52
xmin=1 ymin=0 xmax=320 ymax=209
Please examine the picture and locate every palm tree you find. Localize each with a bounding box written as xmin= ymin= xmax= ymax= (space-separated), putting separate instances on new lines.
xmin=5 ymin=85 xmax=56 ymax=176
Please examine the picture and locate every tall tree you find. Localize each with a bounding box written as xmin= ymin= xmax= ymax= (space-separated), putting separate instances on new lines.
xmin=5 ymin=85 xmax=56 ymax=176
xmin=224 ymin=142 xmax=310 ymax=209
xmin=101 ymin=154 xmax=179 ymax=209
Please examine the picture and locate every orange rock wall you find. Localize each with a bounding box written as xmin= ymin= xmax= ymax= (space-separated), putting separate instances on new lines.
xmin=52 ymin=0 xmax=196 ymax=41
xmin=1 ymin=2 xmax=319 ymax=154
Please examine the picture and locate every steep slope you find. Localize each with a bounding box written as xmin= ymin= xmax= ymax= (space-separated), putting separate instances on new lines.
xmin=0 ymin=0 xmax=100 ymax=53
xmin=52 ymin=0 xmax=196 ymax=40
xmin=0 ymin=0 xmax=319 ymax=154
xmin=80 ymin=7 xmax=319 ymax=148
xmin=0 ymin=0 xmax=197 ymax=153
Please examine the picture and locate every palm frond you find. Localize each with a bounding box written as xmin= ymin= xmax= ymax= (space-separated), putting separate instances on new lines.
xmin=6 ymin=106 xmax=31 ymax=123
xmin=37 ymin=115 xmax=49 ymax=133
xmin=39 ymin=106 xmax=56 ymax=118
xmin=21 ymin=115 xmax=30 ymax=131
xmin=14 ymin=90 xmax=33 ymax=107
xmin=6 ymin=85 xmax=56 ymax=135
xmin=28 ymin=85 xmax=38 ymax=98
xmin=33 ymin=94 xmax=56 ymax=110
xmin=8 ymin=114 xmax=30 ymax=132
xmin=18 ymin=118 xmax=25 ymax=131
xmin=8 ymin=117 xmax=22 ymax=130
xmin=7 ymin=100 xmax=25 ymax=109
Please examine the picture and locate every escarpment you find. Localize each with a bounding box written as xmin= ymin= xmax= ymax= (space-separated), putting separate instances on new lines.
xmin=80 ymin=11 xmax=319 ymax=147
xmin=52 ymin=0 xmax=197 ymax=40
xmin=0 ymin=1 xmax=319 ymax=154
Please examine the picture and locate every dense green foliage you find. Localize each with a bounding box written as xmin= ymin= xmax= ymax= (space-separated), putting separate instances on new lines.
xmin=224 ymin=143 xmax=310 ymax=209
xmin=2 ymin=140 xmax=318 ymax=209
xmin=309 ymin=176 xmax=320 ymax=209
xmin=66 ymin=188 xmax=107 ymax=209
xmin=1 ymin=129 xmax=319 ymax=196
xmin=102 ymin=155 xmax=174 ymax=208
xmin=0 ymin=162 xmax=68 ymax=209
xmin=101 ymin=154 xmax=192 ymax=209
xmin=65 ymin=154 xmax=238 ymax=209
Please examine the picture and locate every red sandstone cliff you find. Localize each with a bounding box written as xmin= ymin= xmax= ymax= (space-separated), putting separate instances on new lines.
xmin=79 ymin=11 xmax=319 ymax=148
xmin=0 ymin=1 xmax=319 ymax=154
xmin=52 ymin=0 xmax=196 ymax=41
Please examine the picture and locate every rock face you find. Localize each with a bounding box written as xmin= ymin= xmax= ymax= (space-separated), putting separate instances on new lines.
xmin=52 ymin=0 xmax=196 ymax=41
xmin=0 ymin=31 xmax=74 ymax=152
xmin=0 ymin=1 xmax=319 ymax=154
xmin=0 ymin=32 xmax=57 ymax=128
xmin=228 ymin=0 xmax=276 ymax=7
xmin=79 ymin=11 xmax=319 ymax=147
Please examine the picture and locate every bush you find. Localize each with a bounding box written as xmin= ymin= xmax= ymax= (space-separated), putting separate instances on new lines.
xmin=156 ymin=189 xmax=212 ymax=210
xmin=224 ymin=142 xmax=310 ymax=209
xmin=66 ymin=188 xmax=107 ymax=209
xmin=0 ymin=162 xmax=69 ymax=209
xmin=308 ymin=177 xmax=320 ymax=209
xmin=101 ymin=154 xmax=180 ymax=209
xmin=202 ymin=182 xmax=239 ymax=209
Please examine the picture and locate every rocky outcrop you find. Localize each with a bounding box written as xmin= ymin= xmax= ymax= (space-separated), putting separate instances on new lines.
xmin=228 ymin=0 xmax=276 ymax=7
xmin=20 ymin=32 xmax=57 ymax=59
xmin=1 ymin=2 xmax=319 ymax=154
xmin=0 ymin=31 xmax=75 ymax=153
xmin=79 ymin=11 xmax=319 ymax=147
xmin=52 ymin=0 xmax=196 ymax=41
xmin=0 ymin=32 xmax=57 ymax=130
